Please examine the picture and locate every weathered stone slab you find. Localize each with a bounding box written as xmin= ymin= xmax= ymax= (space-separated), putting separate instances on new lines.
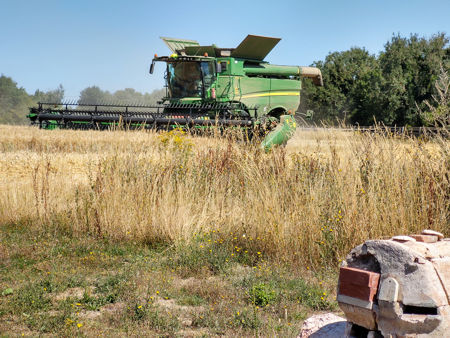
xmin=378 ymin=277 xmax=399 ymax=302
xmin=392 ymin=235 xmax=416 ymax=243
xmin=297 ymin=313 xmax=346 ymax=338
xmin=339 ymin=302 xmax=377 ymax=330
xmin=421 ymin=229 xmax=444 ymax=240
xmin=431 ymin=257 xmax=450 ymax=304
xmin=410 ymin=234 xmax=438 ymax=243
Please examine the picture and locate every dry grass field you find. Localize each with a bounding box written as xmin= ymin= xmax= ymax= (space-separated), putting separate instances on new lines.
xmin=0 ymin=124 xmax=448 ymax=336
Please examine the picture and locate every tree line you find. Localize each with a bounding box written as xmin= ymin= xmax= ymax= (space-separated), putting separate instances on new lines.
xmin=299 ymin=33 xmax=449 ymax=126
xmin=0 ymin=78 xmax=165 ymax=125
xmin=1 ymin=33 xmax=448 ymax=126
xmin=78 ymin=86 xmax=165 ymax=106
xmin=0 ymin=77 xmax=65 ymax=125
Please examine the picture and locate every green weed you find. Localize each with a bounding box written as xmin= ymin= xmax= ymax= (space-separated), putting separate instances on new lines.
xmin=284 ymin=278 xmax=336 ymax=311
xmin=177 ymin=293 xmax=206 ymax=306
xmin=231 ymin=308 xmax=261 ymax=329
xmin=248 ymin=282 xmax=276 ymax=307
xmin=11 ymin=281 xmax=51 ymax=314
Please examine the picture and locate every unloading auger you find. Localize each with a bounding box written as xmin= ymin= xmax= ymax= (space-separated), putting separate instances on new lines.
xmin=27 ymin=35 xmax=323 ymax=151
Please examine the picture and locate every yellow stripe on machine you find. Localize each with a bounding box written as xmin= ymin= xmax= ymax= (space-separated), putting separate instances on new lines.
xmin=179 ymin=97 xmax=202 ymax=101
xmin=241 ymin=92 xmax=300 ymax=99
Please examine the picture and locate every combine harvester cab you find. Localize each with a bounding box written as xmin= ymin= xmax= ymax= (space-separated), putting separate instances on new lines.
xmin=28 ymin=35 xmax=323 ymax=151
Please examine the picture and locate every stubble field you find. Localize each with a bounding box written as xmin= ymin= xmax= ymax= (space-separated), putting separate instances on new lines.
xmin=0 ymin=125 xmax=448 ymax=336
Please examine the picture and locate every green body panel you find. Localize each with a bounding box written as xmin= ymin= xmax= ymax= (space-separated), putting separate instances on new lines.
xmin=231 ymin=35 xmax=281 ymax=60
xmin=243 ymin=64 xmax=300 ymax=77
xmin=199 ymin=57 xmax=302 ymax=117
xmin=261 ymin=115 xmax=297 ymax=152
xmin=160 ymin=37 xmax=200 ymax=53
xmin=268 ymin=78 xmax=301 ymax=114
xmin=235 ymin=76 xmax=271 ymax=115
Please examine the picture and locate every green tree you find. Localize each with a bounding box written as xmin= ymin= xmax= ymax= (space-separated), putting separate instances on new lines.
xmin=379 ymin=33 xmax=449 ymax=125
xmin=78 ymin=86 xmax=165 ymax=105
xmin=0 ymin=75 xmax=165 ymax=125
xmin=0 ymin=75 xmax=33 ymax=125
xmin=113 ymin=88 xmax=142 ymax=103
xmin=112 ymin=88 xmax=165 ymax=105
xmin=143 ymin=88 xmax=166 ymax=105
xmin=78 ymin=86 xmax=112 ymax=104
xmin=34 ymin=84 xmax=64 ymax=103
xmin=299 ymin=48 xmax=383 ymax=125
xmin=419 ymin=65 xmax=450 ymax=126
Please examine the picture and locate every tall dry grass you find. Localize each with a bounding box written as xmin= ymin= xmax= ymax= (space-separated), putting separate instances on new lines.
xmin=0 ymin=125 xmax=448 ymax=267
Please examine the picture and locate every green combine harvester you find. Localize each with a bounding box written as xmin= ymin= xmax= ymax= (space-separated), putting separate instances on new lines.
xmin=27 ymin=35 xmax=323 ymax=150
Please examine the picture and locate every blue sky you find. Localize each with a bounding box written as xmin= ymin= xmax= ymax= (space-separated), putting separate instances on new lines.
xmin=1 ymin=0 xmax=449 ymax=99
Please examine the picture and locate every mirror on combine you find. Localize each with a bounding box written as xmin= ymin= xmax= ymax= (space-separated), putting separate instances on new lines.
xmin=149 ymin=61 xmax=155 ymax=74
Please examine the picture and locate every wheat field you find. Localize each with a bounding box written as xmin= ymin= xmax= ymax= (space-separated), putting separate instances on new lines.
xmin=0 ymin=125 xmax=448 ymax=267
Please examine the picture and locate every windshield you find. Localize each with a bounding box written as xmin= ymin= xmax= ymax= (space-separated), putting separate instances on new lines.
xmin=167 ymin=61 xmax=215 ymax=98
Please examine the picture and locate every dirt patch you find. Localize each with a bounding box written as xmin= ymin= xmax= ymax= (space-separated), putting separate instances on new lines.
xmin=155 ymin=297 xmax=205 ymax=328
xmin=53 ymin=287 xmax=94 ymax=301
xmin=177 ymin=328 xmax=210 ymax=336
xmin=0 ymin=316 xmax=37 ymax=337
xmin=0 ymin=243 xmax=10 ymax=263
xmin=78 ymin=302 xmax=125 ymax=320
xmin=230 ymin=263 xmax=253 ymax=277
xmin=175 ymin=276 xmax=232 ymax=302
xmin=33 ymin=260 xmax=52 ymax=274
xmin=174 ymin=277 xmax=198 ymax=289
xmin=101 ymin=302 xmax=126 ymax=315
xmin=155 ymin=297 xmax=204 ymax=314
xmin=78 ymin=310 xmax=102 ymax=320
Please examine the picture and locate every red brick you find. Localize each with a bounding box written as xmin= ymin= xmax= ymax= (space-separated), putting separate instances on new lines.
xmin=338 ymin=267 xmax=380 ymax=302
xmin=339 ymin=283 xmax=378 ymax=301
xmin=339 ymin=267 xmax=380 ymax=288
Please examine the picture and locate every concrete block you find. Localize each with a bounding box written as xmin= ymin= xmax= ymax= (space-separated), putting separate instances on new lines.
xmin=339 ymin=302 xmax=377 ymax=330
xmin=338 ymin=294 xmax=373 ymax=309
xmin=378 ymin=277 xmax=399 ymax=302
